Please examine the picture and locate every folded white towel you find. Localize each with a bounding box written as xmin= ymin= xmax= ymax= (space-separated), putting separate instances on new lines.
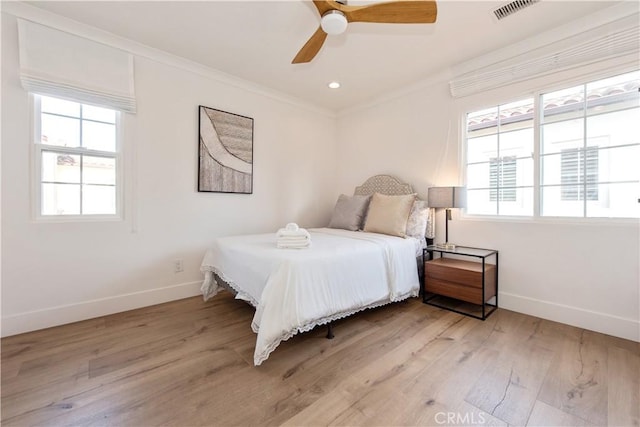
xmin=278 ymin=238 xmax=308 ymax=243
xmin=277 ymin=240 xmax=311 ymax=249
xmin=276 ymin=224 xmax=311 ymax=248
xmin=277 ymin=228 xmax=311 ymax=239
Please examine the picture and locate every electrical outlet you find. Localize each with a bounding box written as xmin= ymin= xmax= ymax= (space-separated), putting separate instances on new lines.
xmin=174 ymin=259 xmax=184 ymax=273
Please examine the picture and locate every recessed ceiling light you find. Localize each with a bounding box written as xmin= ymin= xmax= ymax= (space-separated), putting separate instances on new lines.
xmin=328 ymin=81 xmax=341 ymax=89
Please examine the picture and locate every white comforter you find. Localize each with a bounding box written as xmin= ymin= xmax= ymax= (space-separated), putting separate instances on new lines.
xmin=200 ymin=228 xmax=420 ymax=365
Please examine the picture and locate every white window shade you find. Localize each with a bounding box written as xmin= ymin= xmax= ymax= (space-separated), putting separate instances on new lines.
xmin=449 ymin=14 xmax=639 ymax=99
xmin=18 ymin=19 xmax=136 ymax=113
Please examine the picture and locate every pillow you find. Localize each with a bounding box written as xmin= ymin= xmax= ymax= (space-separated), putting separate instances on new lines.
xmin=328 ymin=194 xmax=371 ymax=231
xmin=406 ymin=200 xmax=429 ymax=240
xmin=363 ymin=193 xmax=415 ymax=238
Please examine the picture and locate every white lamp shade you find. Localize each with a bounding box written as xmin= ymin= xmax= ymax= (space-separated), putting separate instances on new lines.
xmin=321 ymin=10 xmax=348 ymax=35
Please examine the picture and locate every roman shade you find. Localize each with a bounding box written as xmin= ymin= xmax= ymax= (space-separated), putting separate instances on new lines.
xmin=449 ymin=14 xmax=639 ymax=98
xmin=17 ymin=19 xmax=136 ymax=113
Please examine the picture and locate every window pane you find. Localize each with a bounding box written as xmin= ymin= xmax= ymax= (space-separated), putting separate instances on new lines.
xmin=467 ymin=107 xmax=498 ymax=139
xmin=82 ymin=121 xmax=116 ymax=152
xmin=41 ymin=114 xmax=80 ymax=147
xmin=41 ymin=151 xmax=80 ymax=183
xmin=498 ymin=98 xmax=534 ymax=132
xmin=466 ymin=189 xmax=497 ymax=215
xmin=542 ymin=148 xmax=600 ymax=188
xmin=41 ymin=183 xmax=80 ymax=215
xmin=541 ymin=119 xmax=584 ymax=155
xmin=597 ymin=145 xmax=640 ymax=183
xmin=467 ymin=162 xmax=491 ymax=189
xmin=588 ymin=71 xmax=640 ymax=93
xmin=489 ymin=157 xmax=517 ymax=201
xmin=586 ymin=70 xmax=640 ymax=116
xmin=40 ymin=96 xmax=80 ymax=117
xmin=541 ymin=153 xmax=562 ymax=186
xmin=500 ymin=128 xmax=533 ymax=157
xmin=541 ymin=85 xmax=584 ymax=124
xmin=587 ymin=109 xmax=640 ymax=149
xmin=467 ymin=135 xmax=497 ymax=164
xmin=498 ymin=187 xmax=533 ymax=216
xmin=83 ymin=156 xmax=116 ymax=185
xmin=82 ymin=104 xmax=116 ymax=123
xmin=82 ymin=185 xmax=116 ymax=215
xmin=587 ymin=183 xmax=640 ymax=218
xmin=514 ymin=157 xmax=534 ymax=187
xmin=541 ymin=185 xmax=584 ymax=217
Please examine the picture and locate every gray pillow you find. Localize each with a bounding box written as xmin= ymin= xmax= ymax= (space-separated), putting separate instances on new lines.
xmin=328 ymin=194 xmax=371 ymax=231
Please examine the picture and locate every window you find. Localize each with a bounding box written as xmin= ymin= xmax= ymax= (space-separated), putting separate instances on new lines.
xmin=34 ymin=95 xmax=120 ymax=218
xmin=560 ymin=148 xmax=598 ymax=201
xmin=540 ymin=71 xmax=639 ymax=218
xmin=465 ymin=99 xmax=534 ymax=216
xmin=489 ymin=156 xmax=517 ymax=202
xmin=465 ymin=70 xmax=639 ymax=219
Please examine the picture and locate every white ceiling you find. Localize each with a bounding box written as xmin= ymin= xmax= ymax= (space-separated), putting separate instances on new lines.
xmin=26 ymin=1 xmax=623 ymax=111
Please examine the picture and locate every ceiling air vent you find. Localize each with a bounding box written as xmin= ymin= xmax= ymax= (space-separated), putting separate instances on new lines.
xmin=493 ymin=0 xmax=540 ymax=20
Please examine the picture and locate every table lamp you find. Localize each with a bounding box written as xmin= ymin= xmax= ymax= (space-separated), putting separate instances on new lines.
xmin=427 ymin=186 xmax=466 ymax=249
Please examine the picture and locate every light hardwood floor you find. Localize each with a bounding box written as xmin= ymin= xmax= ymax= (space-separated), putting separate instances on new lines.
xmin=2 ymin=292 xmax=638 ymax=426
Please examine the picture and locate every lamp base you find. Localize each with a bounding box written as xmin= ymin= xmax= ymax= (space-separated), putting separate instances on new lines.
xmin=435 ymin=242 xmax=457 ymax=250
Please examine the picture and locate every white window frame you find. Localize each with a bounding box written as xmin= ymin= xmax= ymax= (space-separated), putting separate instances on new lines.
xmin=461 ymin=67 xmax=639 ymax=222
xmin=464 ymin=98 xmax=535 ymax=217
xmin=31 ymin=94 xmax=124 ymax=222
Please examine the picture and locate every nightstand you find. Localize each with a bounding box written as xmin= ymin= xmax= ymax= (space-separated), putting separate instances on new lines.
xmin=423 ymin=245 xmax=498 ymax=320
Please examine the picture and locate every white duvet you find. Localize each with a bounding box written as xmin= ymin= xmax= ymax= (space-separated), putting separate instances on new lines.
xmin=200 ymin=228 xmax=420 ymax=365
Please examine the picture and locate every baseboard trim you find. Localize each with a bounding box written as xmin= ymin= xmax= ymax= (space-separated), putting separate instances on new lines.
xmin=500 ymin=291 xmax=640 ymax=342
xmin=1 ymin=281 xmax=203 ymax=337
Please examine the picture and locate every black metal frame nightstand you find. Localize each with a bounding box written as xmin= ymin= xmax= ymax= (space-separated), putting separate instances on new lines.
xmin=423 ymin=245 xmax=499 ymax=320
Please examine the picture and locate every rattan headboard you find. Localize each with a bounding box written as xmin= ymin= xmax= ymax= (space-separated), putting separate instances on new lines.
xmin=354 ymin=175 xmax=414 ymax=196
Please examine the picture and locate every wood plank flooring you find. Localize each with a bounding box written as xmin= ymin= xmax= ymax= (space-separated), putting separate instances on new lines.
xmin=2 ymin=292 xmax=638 ymax=426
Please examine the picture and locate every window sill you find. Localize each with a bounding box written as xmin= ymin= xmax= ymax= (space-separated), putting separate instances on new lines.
xmin=460 ymin=214 xmax=639 ymax=227
xmin=33 ymin=214 xmax=123 ymax=223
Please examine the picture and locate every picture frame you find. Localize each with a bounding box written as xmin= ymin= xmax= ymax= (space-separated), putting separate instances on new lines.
xmin=198 ymin=105 xmax=254 ymax=194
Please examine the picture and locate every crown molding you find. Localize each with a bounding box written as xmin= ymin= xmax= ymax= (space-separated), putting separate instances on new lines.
xmin=1 ymin=1 xmax=336 ymax=119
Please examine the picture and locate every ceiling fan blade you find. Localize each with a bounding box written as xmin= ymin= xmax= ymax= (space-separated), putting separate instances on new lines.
xmin=292 ymin=26 xmax=328 ymax=64
xmin=312 ymin=0 xmax=335 ymax=16
xmin=343 ymin=0 xmax=437 ymax=24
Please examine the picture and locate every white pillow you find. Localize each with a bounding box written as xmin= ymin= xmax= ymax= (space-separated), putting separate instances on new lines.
xmin=406 ymin=200 xmax=429 ymax=240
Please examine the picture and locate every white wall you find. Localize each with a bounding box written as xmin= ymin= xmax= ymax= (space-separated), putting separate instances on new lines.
xmin=336 ymin=59 xmax=640 ymax=342
xmin=1 ymin=12 xmax=337 ymax=336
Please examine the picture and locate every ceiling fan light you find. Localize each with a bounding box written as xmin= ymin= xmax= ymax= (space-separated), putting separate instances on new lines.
xmin=321 ymin=10 xmax=348 ymax=35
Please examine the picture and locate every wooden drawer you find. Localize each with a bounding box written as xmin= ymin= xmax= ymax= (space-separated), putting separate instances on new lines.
xmin=425 ymin=258 xmax=496 ymax=304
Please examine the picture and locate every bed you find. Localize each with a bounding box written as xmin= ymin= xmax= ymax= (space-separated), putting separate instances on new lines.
xmin=200 ymin=175 xmax=434 ymax=365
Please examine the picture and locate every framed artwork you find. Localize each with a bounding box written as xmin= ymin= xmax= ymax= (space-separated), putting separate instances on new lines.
xmin=198 ymin=105 xmax=254 ymax=193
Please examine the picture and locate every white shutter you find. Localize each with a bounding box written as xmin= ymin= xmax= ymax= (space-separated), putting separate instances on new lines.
xmin=561 ymin=148 xmax=599 ymax=201
xmin=490 ymin=156 xmax=517 ymax=202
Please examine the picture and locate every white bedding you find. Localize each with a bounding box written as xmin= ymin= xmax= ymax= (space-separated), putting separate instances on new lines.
xmin=200 ymin=228 xmax=420 ymax=365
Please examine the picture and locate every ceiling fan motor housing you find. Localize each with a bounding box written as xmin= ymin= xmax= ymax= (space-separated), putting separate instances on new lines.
xmin=321 ymin=10 xmax=348 ymax=35
xmin=293 ymin=0 xmax=437 ymax=64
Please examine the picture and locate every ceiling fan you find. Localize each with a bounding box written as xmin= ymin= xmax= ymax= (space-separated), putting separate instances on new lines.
xmin=292 ymin=0 xmax=438 ymax=64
